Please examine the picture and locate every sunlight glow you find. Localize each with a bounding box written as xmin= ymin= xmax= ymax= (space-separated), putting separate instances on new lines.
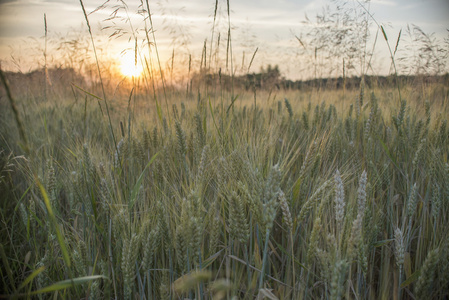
xmin=120 ymin=52 xmax=143 ymax=78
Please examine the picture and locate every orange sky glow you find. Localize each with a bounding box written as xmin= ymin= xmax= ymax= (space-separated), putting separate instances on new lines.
xmin=0 ymin=0 xmax=448 ymax=80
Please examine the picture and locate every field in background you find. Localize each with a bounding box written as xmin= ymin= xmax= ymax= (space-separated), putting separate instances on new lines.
xmin=1 ymin=0 xmax=449 ymax=299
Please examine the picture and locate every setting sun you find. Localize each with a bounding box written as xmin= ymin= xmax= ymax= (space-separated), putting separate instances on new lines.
xmin=119 ymin=52 xmax=143 ymax=78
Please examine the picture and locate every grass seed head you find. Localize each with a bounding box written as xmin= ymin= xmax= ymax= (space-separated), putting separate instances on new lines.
xmin=334 ymin=169 xmax=345 ymax=226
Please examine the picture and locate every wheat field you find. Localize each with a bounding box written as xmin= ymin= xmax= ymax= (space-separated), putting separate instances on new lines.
xmin=1 ymin=0 xmax=449 ymax=299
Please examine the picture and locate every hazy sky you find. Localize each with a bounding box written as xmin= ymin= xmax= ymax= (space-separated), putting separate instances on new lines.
xmin=1 ymin=0 xmax=448 ymax=79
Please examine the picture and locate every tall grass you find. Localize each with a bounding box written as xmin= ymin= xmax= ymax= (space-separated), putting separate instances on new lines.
xmin=1 ymin=77 xmax=448 ymax=298
xmin=0 ymin=0 xmax=448 ymax=299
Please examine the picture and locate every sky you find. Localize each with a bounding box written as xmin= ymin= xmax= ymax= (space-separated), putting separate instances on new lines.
xmin=0 ymin=0 xmax=448 ymax=79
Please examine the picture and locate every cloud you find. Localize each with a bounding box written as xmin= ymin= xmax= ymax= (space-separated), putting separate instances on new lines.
xmin=1 ymin=0 xmax=448 ymax=78
xmin=0 ymin=0 xmax=17 ymax=4
xmin=371 ymin=0 xmax=397 ymax=6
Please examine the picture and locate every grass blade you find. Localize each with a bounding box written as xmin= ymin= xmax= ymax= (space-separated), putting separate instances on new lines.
xmin=30 ymin=275 xmax=105 ymax=295
xmin=16 ymin=266 xmax=46 ymax=291
xmin=0 ymin=243 xmax=16 ymax=293
xmin=35 ymin=177 xmax=71 ymax=268
xmin=129 ymin=153 xmax=159 ymax=210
